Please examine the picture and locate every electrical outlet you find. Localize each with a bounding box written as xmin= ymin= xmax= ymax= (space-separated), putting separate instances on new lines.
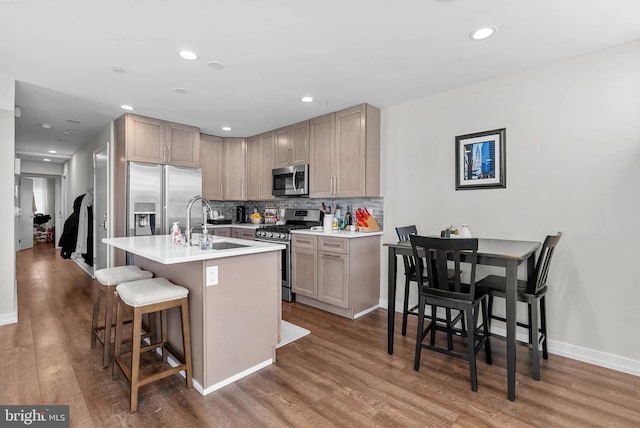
xmin=206 ymin=266 xmax=218 ymax=286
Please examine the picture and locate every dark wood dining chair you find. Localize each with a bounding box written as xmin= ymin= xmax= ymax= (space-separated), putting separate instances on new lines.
xmin=476 ymin=232 xmax=562 ymax=381
xmin=410 ymin=235 xmax=492 ymax=392
xmin=396 ymin=226 xmax=465 ymax=346
xmin=395 ymin=225 xmax=421 ymax=336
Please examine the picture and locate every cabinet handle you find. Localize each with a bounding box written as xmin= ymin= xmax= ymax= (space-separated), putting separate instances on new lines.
xmin=323 ymin=253 xmax=342 ymax=259
xmin=330 ymin=177 xmax=334 ymax=195
xmin=168 ymin=146 xmax=171 ymax=163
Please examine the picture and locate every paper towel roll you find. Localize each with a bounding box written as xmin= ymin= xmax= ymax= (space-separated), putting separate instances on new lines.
xmin=323 ymin=214 xmax=334 ymax=233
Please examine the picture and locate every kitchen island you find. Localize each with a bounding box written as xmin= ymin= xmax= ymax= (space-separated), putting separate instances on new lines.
xmin=103 ymin=235 xmax=285 ymax=395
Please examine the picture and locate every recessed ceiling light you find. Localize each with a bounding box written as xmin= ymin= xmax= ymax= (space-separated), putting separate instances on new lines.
xmin=222 ymin=126 xmax=232 ymax=132
xmin=43 ymin=159 xmax=51 ymax=162
xmin=66 ymin=119 xmax=82 ymax=124
xmin=111 ymin=67 xmax=125 ymax=73
xmin=174 ymin=88 xmax=189 ymax=94
xmin=470 ymin=26 xmax=497 ymax=41
xmin=40 ymin=123 xmax=51 ymax=129
xmin=300 ymin=96 xmax=314 ymax=103
xmin=63 ymin=129 xmax=75 ymax=135
xmin=208 ymin=61 xmax=225 ymax=70
xmin=120 ymin=105 xmax=135 ymax=111
xmin=178 ymin=50 xmax=198 ymax=60
xmin=48 ymin=150 xmax=57 ymax=154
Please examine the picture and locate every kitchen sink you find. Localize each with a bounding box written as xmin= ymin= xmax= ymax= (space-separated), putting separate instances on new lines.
xmin=209 ymin=242 xmax=250 ymax=250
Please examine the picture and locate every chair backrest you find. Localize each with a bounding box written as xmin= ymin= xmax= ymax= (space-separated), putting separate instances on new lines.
xmin=410 ymin=235 xmax=478 ymax=302
xmin=396 ymin=225 xmax=418 ymax=274
xmin=529 ymin=232 xmax=562 ymax=295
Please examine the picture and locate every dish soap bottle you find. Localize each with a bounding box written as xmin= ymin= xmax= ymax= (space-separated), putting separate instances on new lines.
xmin=171 ymin=222 xmax=180 ymax=244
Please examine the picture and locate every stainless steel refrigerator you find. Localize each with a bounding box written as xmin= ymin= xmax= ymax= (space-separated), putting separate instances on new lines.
xmin=127 ymin=162 xmax=203 ymax=236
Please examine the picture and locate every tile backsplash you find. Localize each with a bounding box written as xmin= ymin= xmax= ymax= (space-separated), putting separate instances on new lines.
xmin=208 ymin=197 xmax=384 ymax=229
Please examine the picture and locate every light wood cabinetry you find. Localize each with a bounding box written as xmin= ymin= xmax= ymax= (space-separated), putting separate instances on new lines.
xmin=292 ymin=235 xmax=318 ymax=299
xmin=200 ymin=134 xmax=224 ymax=200
xmin=223 ymin=138 xmax=247 ymax=200
xmin=211 ymin=227 xmax=231 ymax=237
xmin=247 ymin=132 xmax=274 ymax=200
xmin=232 ymin=228 xmax=256 ymax=240
xmin=122 ymin=113 xmax=200 ymax=167
xmin=310 ymin=104 xmax=380 ymax=198
xmin=292 ymin=233 xmax=380 ymax=319
xmin=273 ymin=120 xmax=310 ymax=168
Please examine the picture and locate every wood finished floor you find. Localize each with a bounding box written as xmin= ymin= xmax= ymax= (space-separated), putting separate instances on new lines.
xmin=2 ymin=243 xmax=639 ymax=427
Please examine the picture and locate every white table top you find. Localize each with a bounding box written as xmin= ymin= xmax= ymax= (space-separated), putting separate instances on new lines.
xmin=103 ymin=235 xmax=285 ymax=265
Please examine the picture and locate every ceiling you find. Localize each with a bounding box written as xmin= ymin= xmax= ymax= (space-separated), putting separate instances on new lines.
xmin=2 ymin=0 xmax=640 ymax=165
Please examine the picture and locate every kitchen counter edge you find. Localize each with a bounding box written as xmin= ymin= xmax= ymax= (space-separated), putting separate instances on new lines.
xmin=292 ymin=229 xmax=384 ymax=238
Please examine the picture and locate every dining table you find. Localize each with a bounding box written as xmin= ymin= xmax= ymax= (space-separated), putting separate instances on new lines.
xmin=384 ymin=237 xmax=541 ymax=401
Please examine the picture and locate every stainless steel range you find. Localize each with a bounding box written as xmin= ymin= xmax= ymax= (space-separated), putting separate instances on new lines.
xmin=254 ymin=208 xmax=323 ymax=302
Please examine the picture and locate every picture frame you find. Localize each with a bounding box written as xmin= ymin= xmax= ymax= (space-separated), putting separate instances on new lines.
xmin=455 ymin=128 xmax=506 ymax=190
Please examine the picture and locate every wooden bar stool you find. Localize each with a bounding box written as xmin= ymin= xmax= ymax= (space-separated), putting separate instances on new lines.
xmin=112 ymin=277 xmax=193 ymax=412
xmin=92 ymin=266 xmax=153 ymax=367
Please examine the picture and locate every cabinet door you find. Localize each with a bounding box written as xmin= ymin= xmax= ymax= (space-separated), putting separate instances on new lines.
xmin=290 ymin=120 xmax=309 ymax=165
xmin=334 ymin=105 xmax=366 ymax=197
xmin=213 ymin=227 xmax=231 ymax=237
xmin=259 ymin=132 xmax=274 ymax=199
xmin=167 ymin=122 xmax=200 ymax=167
xmin=223 ymin=138 xmax=246 ymax=200
xmin=309 ymin=113 xmax=335 ymax=198
xmin=292 ymin=247 xmax=317 ymax=298
xmin=201 ymin=134 xmax=224 ymax=200
xmin=246 ymin=135 xmax=261 ymax=200
xmin=273 ymin=126 xmax=290 ymax=168
xmin=125 ymin=114 xmax=165 ymax=163
xmin=317 ymin=251 xmax=350 ymax=308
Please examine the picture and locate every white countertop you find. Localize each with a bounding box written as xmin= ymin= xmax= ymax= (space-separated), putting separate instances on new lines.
xmin=292 ymin=229 xmax=384 ymax=238
xmin=103 ymin=235 xmax=285 ymax=264
xmin=207 ymin=223 xmax=262 ymax=230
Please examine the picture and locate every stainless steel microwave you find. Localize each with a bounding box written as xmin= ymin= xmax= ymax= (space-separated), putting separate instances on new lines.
xmin=272 ymin=164 xmax=309 ymax=197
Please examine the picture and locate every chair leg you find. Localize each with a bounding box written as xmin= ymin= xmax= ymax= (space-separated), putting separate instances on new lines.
xmin=487 ymin=295 xmax=494 ymax=332
xmin=401 ymin=276 xmax=411 ymax=336
xmin=180 ymin=298 xmax=193 ymax=388
xmin=430 ymin=305 xmax=437 ymax=346
xmin=465 ymin=306 xmax=478 ymax=392
xmin=530 ymin=301 xmax=541 ymax=381
xmin=414 ymin=294 xmax=426 ymax=371
xmin=482 ymin=296 xmax=492 ymax=365
xmin=540 ymin=296 xmax=549 ymax=360
xmin=445 ymin=308 xmax=453 ymax=351
xmin=130 ymin=307 xmax=143 ymax=413
xmin=161 ymin=309 xmax=168 ymax=363
xmin=112 ymin=294 xmax=124 ymax=380
xmin=102 ymin=286 xmax=114 ymax=368
xmin=91 ymin=283 xmax=100 ymax=348
xmin=527 ymin=303 xmax=533 ymax=345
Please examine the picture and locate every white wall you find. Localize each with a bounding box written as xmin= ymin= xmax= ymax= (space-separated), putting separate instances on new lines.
xmin=63 ymin=124 xmax=111 ymax=215
xmin=0 ymin=76 xmax=17 ymax=324
xmin=21 ymin=160 xmax=63 ymax=176
xmin=381 ymin=40 xmax=640 ymax=374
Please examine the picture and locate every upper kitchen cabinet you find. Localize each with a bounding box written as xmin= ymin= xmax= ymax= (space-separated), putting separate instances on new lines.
xmin=223 ymin=138 xmax=247 ymax=200
xmin=273 ymin=120 xmax=310 ymax=168
xmin=310 ymin=104 xmax=380 ymax=198
xmin=200 ymin=134 xmax=224 ymax=200
xmin=247 ymin=131 xmax=274 ymax=200
xmin=119 ymin=113 xmax=200 ymax=167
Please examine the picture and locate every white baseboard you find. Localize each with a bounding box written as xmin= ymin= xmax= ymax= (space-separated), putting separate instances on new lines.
xmin=382 ymin=300 xmax=640 ymax=378
xmin=354 ymin=304 xmax=381 ymax=319
xmin=0 ymin=312 xmax=17 ymax=326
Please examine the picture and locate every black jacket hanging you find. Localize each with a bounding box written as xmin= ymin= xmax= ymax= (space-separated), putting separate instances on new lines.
xmin=59 ymin=194 xmax=84 ymax=259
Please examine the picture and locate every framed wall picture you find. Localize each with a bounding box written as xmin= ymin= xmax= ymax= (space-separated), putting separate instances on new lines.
xmin=455 ymin=128 xmax=506 ymax=190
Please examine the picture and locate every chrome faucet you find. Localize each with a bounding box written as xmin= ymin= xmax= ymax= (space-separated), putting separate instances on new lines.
xmin=186 ymin=195 xmax=213 ymax=245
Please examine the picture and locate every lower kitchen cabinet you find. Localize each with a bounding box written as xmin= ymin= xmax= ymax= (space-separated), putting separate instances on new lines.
xmin=232 ymin=228 xmax=256 ymax=240
xmin=212 ymin=227 xmax=231 ymax=237
xmin=292 ymin=233 xmax=380 ymax=319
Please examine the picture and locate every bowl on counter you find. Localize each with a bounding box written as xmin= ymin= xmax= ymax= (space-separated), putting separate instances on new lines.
xmin=250 ymin=217 xmax=263 ymax=224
